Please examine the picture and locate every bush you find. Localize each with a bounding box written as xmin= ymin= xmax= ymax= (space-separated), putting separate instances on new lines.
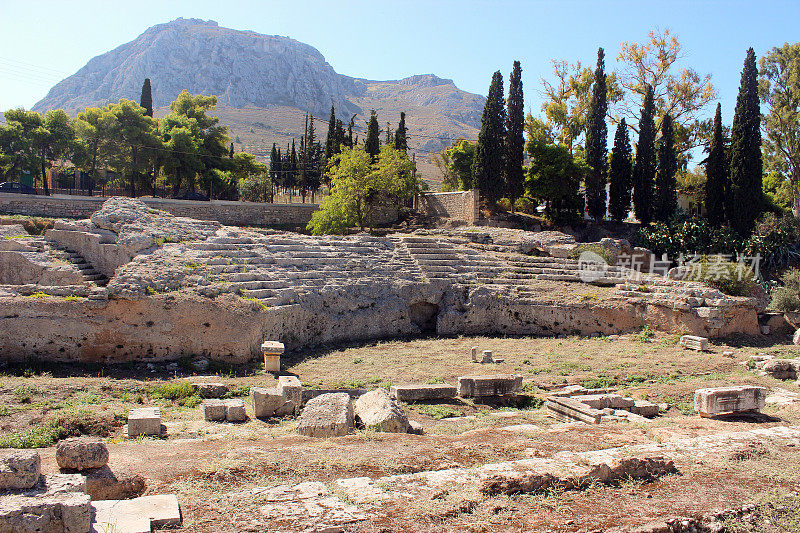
xmin=569 ymin=244 xmax=615 ymax=265
xmin=770 ymin=268 xmax=800 ymax=312
xmin=633 ymin=218 xmax=743 ymax=260
xmin=744 ymin=213 xmax=800 ymax=273
xmin=686 ymin=255 xmax=757 ymax=297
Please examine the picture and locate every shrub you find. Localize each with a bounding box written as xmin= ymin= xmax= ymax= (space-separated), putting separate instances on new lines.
xmin=633 ymin=218 xmax=742 ymax=260
xmin=770 ymin=268 xmax=800 ymax=312
xmin=412 ymin=404 xmax=461 ymax=419
xmin=744 ymin=213 xmax=800 ymax=273
xmin=0 ymin=423 xmax=67 ymax=449
xmin=569 ymin=244 xmax=615 ymax=265
xmin=686 ymin=255 xmax=757 ymax=297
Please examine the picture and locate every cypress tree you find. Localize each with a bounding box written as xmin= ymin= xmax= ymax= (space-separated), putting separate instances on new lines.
xmin=705 ymin=103 xmax=727 ymax=225
xmin=505 ymin=61 xmax=525 ymax=213
xmin=289 ymin=139 xmax=298 ymax=190
xmin=585 ymin=48 xmax=609 ymax=220
xmin=654 ymin=114 xmax=678 ymax=222
xmin=335 ymin=119 xmax=345 ymax=149
xmin=394 ymin=112 xmax=408 ymax=152
xmin=346 ymin=117 xmax=355 ymax=148
xmin=229 ymin=142 xmax=234 ymax=158
xmin=473 ymin=71 xmax=506 ymax=209
xmin=632 ymin=85 xmax=657 ymax=225
xmin=325 ymin=104 xmax=337 ymax=160
xmin=608 ymin=119 xmax=633 ymax=222
xmin=727 ymin=47 xmax=763 ymax=236
xmin=364 ymin=110 xmax=380 ymax=160
xmin=140 ymin=78 xmax=153 ymax=117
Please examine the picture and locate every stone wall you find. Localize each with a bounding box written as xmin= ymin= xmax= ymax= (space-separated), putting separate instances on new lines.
xmin=0 ymin=193 xmax=319 ymax=227
xmin=418 ymin=190 xmax=479 ymax=224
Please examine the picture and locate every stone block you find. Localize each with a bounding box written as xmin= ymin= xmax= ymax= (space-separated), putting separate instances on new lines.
xmin=545 ymin=396 xmax=603 ymax=424
xmin=407 ymin=420 xmax=424 ymax=435
xmin=390 ymin=384 xmax=458 ymax=402
xmin=223 ymin=399 xmax=247 ymax=422
xmin=578 ymin=394 xmax=635 ymax=410
xmin=694 ymin=386 xmax=767 ymax=416
xmin=631 ymin=400 xmax=659 ymax=418
xmin=456 ymin=375 xmax=523 ymax=398
xmin=91 ymin=494 xmax=181 ymax=533
xmin=0 ymin=492 xmax=91 ymax=533
xmin=679 ymin=335 xmax=709 ymax=351
xmin=56 ymin=437 xmax=109 ymax=472
xmin=192 ymin=382 xmax=228 ymax=398
xmin=202 ymin=399 xmax=226 ymax=421
xmin=354 ymin=388 xmax=409 ymax=433
xmin=0 ymin=450 xmax=41 ymax=490
xmin=471 ymin=346 xmax=479 ymax=362
xmin=277 ymin=375 xmax=302 ymax=415
xmin=127 ymin=407 xmax=162 ymax=438
xmin=85 ymin=465 xmax=146 ymax=501
xmin=297 ymin=393 xmax=354 ymax=437
xmin=251 ymin=387 xmax=290 ymax=418
xmin=761 ymin=359 xmax=800 ymax=380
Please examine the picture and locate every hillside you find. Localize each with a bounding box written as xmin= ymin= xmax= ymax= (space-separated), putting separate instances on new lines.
xmin=32 ymin=18 xmax=485 ymax=185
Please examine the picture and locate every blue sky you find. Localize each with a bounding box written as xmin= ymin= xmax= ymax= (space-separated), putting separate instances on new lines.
xmin=1 ymin=0 xmax=798 ymax=129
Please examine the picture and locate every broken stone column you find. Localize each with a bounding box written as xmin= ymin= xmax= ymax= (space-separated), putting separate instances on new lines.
xmin=55 ymin=437 xmax=109 ymax=471
xmin=127 ymin=407 xmax=163 ymax=438
xmin=0 ymin=450 xmax=41 ymax=490
xmin=694 ymin=386 xmax=767 ymax=416
xmin=471 ymin=346 xmax=479 ymax=362
xmin=297 ymin=393 xmax=354 ymax=437
xmin=262 ymin=341 xmax=285 ymax=372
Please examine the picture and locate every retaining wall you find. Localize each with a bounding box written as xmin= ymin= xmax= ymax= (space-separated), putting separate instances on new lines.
xmin=0 ymin=193 xmax=319 ymax=227
xmin=418 ymin=190 xmax=479 ymax=224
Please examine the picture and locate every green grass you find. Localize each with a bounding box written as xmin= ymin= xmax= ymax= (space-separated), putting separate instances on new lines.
xmin=13 ymin=384 xmax=38 ymax=403
xmin=0 ymin=423 xmax=67 ymax=448
xmin=149 ymin=381 xmax=196 ymax=401
xmin=412 ymin=404 xmax=462 ymax=419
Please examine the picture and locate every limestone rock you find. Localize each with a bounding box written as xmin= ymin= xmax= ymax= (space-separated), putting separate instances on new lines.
xmin=694 ymin=386 xmax=767 ymax=416
xmin=407 ymin=420 xmax=424 ymax=435
xmin=794 ymin=328 xmax=800 ymax=346
xmin=127 ymin=407 xmax=162 ymax=437
xmin=0 ymin=491 xmax=91 ymax=533
xmin=0 ymin=450 xmax=41 ymax=490
xmin=298 ymin=393 xmax=354 ymax=437
xmin=456 ymin=375 xmax=523 ymax=398
xmin=193 ymin=382 xmax=228 ymax=398
xmin=223 ymin=399 xmax=247 ymax=422
xmin=761 ymin=359 xmax=800 ymax=380
xmin=251 ymin=387 xmax=292 ymax=418
xmin=91 ymin=494 xmax=182 ymax=533
xmin=354 ymin=388 xmax=409 ymax=433
xmin=56 ymin=437 xmax=109 ymax=471
xmin=85 ymin=465 xmax=146 ymax=500
xmin=203 ymin=399 xmax=227 ymax=421
xmin=390 ymin=384 xmax=457 ymax=402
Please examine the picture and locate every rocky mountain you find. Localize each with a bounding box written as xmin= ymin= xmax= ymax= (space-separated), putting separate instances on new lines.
xmin=32 ymin=18 xmax=486 ymax=184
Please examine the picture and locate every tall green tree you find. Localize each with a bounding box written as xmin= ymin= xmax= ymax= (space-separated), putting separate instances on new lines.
xmin=140 ymin=78 xmax=153 ymax=117
xmin=436 ymin=139 xmax=476 ymax=191
xmin=608 ymin=119 xmax=633 ymax=222
xmin=473 ymin=70 xmax=506 ymax=209
xmin=394 ymin=112 xmax=408 ymax=152
xmin=364 ymin=110 xmax=381 ymax=161
xmin=759 ymin=42 xmax=800 ymax=216
xmin=728 ymin=48 xmax=763 ymax=235
xmin=633 ymin=84 xmax=657 ymax=224
xmin=75 ymin=106 xmax=114 ymax=195
xmin=325 ymin=104 xmax=338 ymax=160
xmin=0 ymin=109 xmax=44 ymax=187
xmin=37 ymin=109 xmax=79 ymax=195
xmin=585 ymin=48 xmax=608 ymax=220
xmin=106 ymin=99 xmax=159 ymax=197
xmin=705 ymin=103 xmax=727 ymax=225
xmin=505 ymin=61 xmax=525 ymax=212
xmin=654 ymin=114 xmax=678 ymax=221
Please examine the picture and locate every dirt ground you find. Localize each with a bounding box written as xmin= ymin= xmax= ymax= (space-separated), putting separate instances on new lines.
xmin=2 ymin=332 xmax=800 ymax=532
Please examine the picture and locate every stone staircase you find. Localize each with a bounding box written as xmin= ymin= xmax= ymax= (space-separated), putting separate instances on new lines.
xmin=28 ymin=239 xmax=109 ymax=287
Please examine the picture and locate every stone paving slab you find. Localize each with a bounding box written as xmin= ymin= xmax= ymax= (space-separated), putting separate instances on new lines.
xmin=91 ymin=494 xmax=181 ymax=533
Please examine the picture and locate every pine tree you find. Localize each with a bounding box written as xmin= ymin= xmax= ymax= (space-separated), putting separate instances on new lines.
xmin=325 ymin=104 xmax=338 ymax=161
xmin=505 ymin=61 xmax=525 ymax=213
xmin=633 ymin=85 xmax=657 ymax=225
xmin=727 ymin=47 xmax=763 ymax=236
xmin=473 ymin=71 xmax=506 ymax=209
xmin=364 ymin=110 xmax=380 ymax=160
xmin=654 ymin=114 xmax=678 ymax=222
xmin=394 ymin=112 xmax=408 ymax=152
xmin=608 ymin=119 xmax=633 ymax=222
xmin=140 ymin=78 xmax=153 ymax=117
xmin=585 ymin=48 xmax=609 ymax=220
xmin=705 ymin=103 xmax=727 ymax=225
